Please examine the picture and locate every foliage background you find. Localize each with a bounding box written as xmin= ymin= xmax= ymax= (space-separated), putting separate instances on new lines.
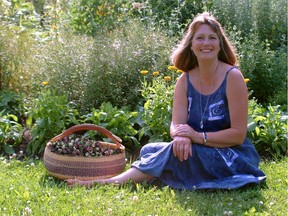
xmin=0 ymin=0 xmax=287 ymax=158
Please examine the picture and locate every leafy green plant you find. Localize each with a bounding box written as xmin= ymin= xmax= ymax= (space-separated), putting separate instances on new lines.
xmin=139 ymin=67 xmax=181 ymax=142
xmin=248 ymin=104 xmax=288 ymax=159
xmin=0 ymin=111 xmax=23 ymax=155
xmin=83 ymin=102 xmax=140 ymax=150
xmin=0 ymin=90 xmax=24 ymax=119
xmin=80 ymin=19 xmax=172 ymax=111
xmin=69 ymin=0 xmax=129 ymax=35
xmin=26 ymin=83 xmax=80 ymax=156
xmin=212 ymin=0 xmax=287 ymax=50
xmin=237 ymin=34 xmax=287 ymax=105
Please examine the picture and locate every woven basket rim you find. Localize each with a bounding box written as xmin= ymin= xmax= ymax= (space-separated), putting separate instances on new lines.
xmin=44 ymin=144 xmax=125 ymax=162
xmin=47 ymin=124 xmax=125 ymax=150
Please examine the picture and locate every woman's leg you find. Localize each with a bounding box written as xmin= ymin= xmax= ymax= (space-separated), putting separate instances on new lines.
xmin=67 ymin=142 xmax=169 ymax=187
xmin=66 ymin=167 xmax=155 ymax=187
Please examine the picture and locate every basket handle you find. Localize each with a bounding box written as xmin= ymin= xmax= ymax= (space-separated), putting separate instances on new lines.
xmin=48 ymin=124 xmax=123 ymax=149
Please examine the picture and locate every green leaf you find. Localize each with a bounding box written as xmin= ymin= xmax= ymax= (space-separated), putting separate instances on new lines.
xmin=4 ymin=144 xmax=15 ymax=155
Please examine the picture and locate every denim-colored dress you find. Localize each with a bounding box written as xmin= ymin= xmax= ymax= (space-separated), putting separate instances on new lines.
xmin=132 ymin=67 xmax=266 ymax=190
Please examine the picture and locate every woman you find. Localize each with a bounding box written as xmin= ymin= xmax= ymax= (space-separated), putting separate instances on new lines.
xmin=67 ymin=12 xmax=266 ymax=190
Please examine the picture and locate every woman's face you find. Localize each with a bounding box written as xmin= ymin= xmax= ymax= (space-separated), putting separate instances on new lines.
xmin=191 ymin=24 xmax=221 ymax=61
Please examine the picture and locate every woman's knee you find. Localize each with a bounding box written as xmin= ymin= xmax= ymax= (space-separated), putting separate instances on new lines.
xmin=139 ymin=142 xmax=169 ymax=157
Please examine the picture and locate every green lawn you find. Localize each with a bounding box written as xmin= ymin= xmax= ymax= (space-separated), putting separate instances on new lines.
xmin=0 ymin=157 xmax=287 ymax=216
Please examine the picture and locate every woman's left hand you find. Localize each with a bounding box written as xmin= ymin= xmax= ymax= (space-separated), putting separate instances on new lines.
xmin=172 ymin=124 xmax=195 ymax=140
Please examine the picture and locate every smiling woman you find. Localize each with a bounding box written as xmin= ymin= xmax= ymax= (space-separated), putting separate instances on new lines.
xmin=192 ymin=27 xmax=220 ymax=62
xmin=67 ymin=12 xmax=266 ymax=190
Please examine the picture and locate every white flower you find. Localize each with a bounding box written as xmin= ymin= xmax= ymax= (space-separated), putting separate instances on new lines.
xmin=132 ymin=2 xmax=141 ymax=9
xmin=132 ymin=195 xmax=139 ymax=201
xmin=22 ymin=207 xmax=32 ymax=215
xmin=107 ymin=208 xmax=113 ymax=214
xmin=223 ymin=210 xmax=233 ymax=216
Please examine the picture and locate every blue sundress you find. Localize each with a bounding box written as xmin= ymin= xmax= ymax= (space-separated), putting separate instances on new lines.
xmin=132 ymin=67 xmax=266 ymax=190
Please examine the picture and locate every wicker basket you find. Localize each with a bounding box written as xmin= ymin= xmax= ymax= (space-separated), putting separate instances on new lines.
xmin=43 ymin=124 xmax=126 ymax=180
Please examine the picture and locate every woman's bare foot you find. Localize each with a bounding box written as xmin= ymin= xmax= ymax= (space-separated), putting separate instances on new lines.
xmin=66 ymin=168 xmax=155 ymax=188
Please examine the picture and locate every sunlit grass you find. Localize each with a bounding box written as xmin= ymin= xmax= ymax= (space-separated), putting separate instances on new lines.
xmin=0 ymin=157 xmax=287 ymax=215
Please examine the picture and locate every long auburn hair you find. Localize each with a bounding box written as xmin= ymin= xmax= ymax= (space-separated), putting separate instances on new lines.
xmin=171 ymin=12 xmax=238 ymax=72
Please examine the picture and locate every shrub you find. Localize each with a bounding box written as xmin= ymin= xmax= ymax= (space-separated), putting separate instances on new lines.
xmin=212 ymin=0 xmax=287 ymax=50
xmin=127 ymin=0 xmax=208 ymax=37
xmin=139 ymin=67 xmax=181 ymax=142
xmin=83 ymin=102 xmax=140 ymax=150
xmin=32 ymin=20 xmax=172 ymax=113
xmin=34 ymin=32 xmax=94 ymax=113
xmin=69 ymin=0 xmax=129 ymax=35
xmin=0 ymin=90 xmax=24 ymax=119
xmin=248 ymin=103 xmax=288 ymax=159
xmin=0 ymin=112 xmax=23 ymax=155
xmin=81 ymin=19 xmax=172 ymax=111
xmin=0 ymin=21 xmax=38 ymax=95
xmin=237 ymin=34 xmax=287 ymax=105
xmin=26 ymin=83 xmax=80 ymax=156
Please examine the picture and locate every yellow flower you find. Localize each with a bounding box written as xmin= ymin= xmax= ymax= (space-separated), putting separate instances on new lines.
xmin=152 ymin=71 xmax=159 ymax=76
xmin=168 ymin=65 xmax=177 ymax=71
xmin=140 ymin=70 xmax=148 ymax=75
xmin=164 ymin=76 xmax=172 ymax=81
xmin=177 ymin=69 xmax=184 ymax=73
xmin=42 ymin=81 xmax=49 ymax=86
xmin=244 ymin=78 xmax=250 ymax=83
xmin=51 ymin=24 xmax=58 ymax=30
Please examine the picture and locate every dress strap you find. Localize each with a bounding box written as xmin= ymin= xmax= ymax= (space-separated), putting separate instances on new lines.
xmin=225 ymin=66 xmax=238 ymax=78
xmin=186 ymin=72 xmax=190 ymax=87
xmin=186 ymin=66 xmax=238 ymax=84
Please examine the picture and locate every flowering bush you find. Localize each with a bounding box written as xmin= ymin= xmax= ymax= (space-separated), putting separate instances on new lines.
xmin=139 ymin=66 xmax=182 ymax=142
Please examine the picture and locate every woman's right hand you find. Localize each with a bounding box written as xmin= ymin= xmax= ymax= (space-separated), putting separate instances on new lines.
xmin=172 ymin=136 xmax=192 ymax=161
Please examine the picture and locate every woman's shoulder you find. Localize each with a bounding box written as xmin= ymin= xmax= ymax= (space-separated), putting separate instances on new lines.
xmin=177 ymin=71 xmax=188 ymax=83
xmin=223 ymin=64 xmax=247 ymax=92
xmin=220 ymin=63 xmax=242 ymax=81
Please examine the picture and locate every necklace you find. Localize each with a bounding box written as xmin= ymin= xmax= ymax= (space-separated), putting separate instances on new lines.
xmin=199 ymin=63 xmax=218 ymax=129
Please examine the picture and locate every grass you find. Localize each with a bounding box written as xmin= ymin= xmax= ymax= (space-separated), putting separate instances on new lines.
xmin=0 ymin=157 xmax=287 ymax=216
